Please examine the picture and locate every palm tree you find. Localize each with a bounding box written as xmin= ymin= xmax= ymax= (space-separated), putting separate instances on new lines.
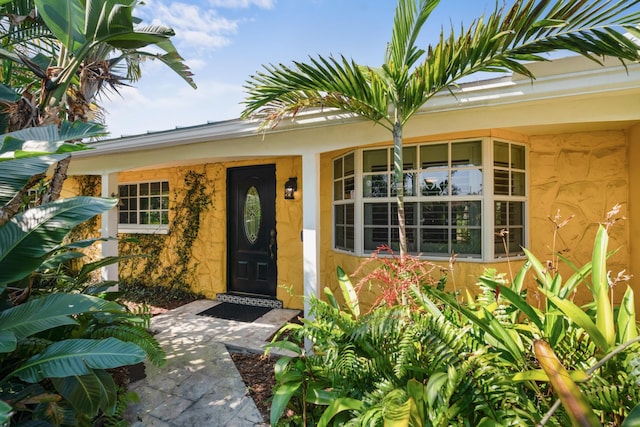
xmin=0 ymin=0 xmax=195 ymax=210
xmin=241 ymin=0 xmax=640 ymax=258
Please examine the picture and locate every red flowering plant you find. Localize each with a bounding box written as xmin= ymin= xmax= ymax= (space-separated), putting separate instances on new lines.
xmin=351 ymin=245 xmax=449 ymax=312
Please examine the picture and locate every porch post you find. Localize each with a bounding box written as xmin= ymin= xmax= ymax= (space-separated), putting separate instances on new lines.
xmin=301 ymin=151 xmax=321 ymax=320
xmin=101 ymin=173 xmax=119 ymax=284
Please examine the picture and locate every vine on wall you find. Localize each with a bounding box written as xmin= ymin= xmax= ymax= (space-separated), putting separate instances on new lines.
xmin=119 ymin=169 xmax=214 ymax=291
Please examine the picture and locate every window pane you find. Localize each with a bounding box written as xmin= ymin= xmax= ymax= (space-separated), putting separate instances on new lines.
xmin=421 ymin=229 xmax=448 ymax=254
xmin=344 ymin=153 xmax=354 ymax=176
xmin=451 ymin=169 xmax=482 ymax=196
xmin=452 ymin=201 xmax=481 ymax=227
xmin=452 ymin=141 xmax=482 ymax=167
xmin=364 ymin=203 xmax=389 ymax=225
xmin=335 ymin=205 xmax=344 ymax=224
xmin=494 ymin=170 xmax=509 ymax=195
xmin=403 ymin=146 xmax=417 ymax=170
xmin=364 ymin=149 xmax=388 ymax=172
xmin=162 ymin=181 xmax=169 ymax=194
xmin=509 ymin=202 xmax=524 ymax=226
xmin=150 ymin=182 xmax=160 ymax=195
xmin=421 ymin=144 xmax=448 ymax=168
xmin=139 ymin=183 xmax=149 ymax=196
xmin=333 ymin=158 xmax=343 ymax=179
xmin=363 ymin=174 xmax=388 ymax=197
xmin=495 ymin=201 xmax=508 ymax=226
xmin=335 ymin=226 xmax=345 ymax=248
xmin=161 ymin=212 xmax=169 ymax=224
xmin=494 ymin=141 xmax=509 ymax=167
xmin=161 ymin=196 xmax=169 ymax=209
xmin=346 ymin=226 xmax=355 ymax=251
xmin=509 ymin=227 xmax=524 ymax=254
xmin=140 ymin=212 xmax=149 ymax=224
xmin=119 ymin=212 xmax=129 ymax=223
xmin=344 ymin=177 xmax=354 ymax=199
xmin=391 ymin=202 xmax=416 ymax=226
xmin=119 ymin=185 xmax=128 ymax=197
xmin=334 ymin=180 xmax=342 ymax=201
xmin=345 ymin=204 xmax=354 ymax=224
xmin=420 ymin=170 xmax=449 ymax=196
xmin=365 ymin=227 xmax=388 ymax=251
xmin=422 ymin=202 xmax=448 ymax=226
xmin=150 ymin=197 xmax=160 ymax=209
xmin=512 ymin=172 xmax=526 ymax=196
xmin=391 ymin=228 xmax=416 ymax=253
xmin=149 ymin=211 xmax=160 ymax=224
xmin=512 ymin=145 xmax=525 ymax=169
xmin=391 ymin=173 xmax=417 ymax=197
xmin=129 ymin=199 xmax=137 ymax=210
xmin=121 ymin=199 xmax=130 ymax=210
xmin=140 ymin=198 xmax=148 ymax=210
xmin=452 ymin=228 xmax=481 ymax=256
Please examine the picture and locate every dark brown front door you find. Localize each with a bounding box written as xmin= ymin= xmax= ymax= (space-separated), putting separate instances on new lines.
xmin=227 ymin=164 xmax=277 ymax=297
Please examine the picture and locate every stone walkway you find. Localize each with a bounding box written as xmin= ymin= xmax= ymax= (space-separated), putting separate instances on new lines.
xmin=123 ymin=300 xmax=301 ymax=426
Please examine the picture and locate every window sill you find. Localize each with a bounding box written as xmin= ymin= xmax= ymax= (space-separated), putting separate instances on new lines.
xmin=118 ymin=226 xmax=169 ymax=235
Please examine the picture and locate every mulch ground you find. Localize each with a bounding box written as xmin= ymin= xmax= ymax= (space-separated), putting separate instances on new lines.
xmin=230 ymin=352 xmax=278 ymax=421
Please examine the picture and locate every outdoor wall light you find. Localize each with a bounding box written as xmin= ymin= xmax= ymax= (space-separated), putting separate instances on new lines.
xmin=284 ymin=177 xmax=297 ymax=200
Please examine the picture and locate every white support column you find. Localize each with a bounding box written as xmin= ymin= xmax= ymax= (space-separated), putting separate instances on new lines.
xmin=302 ymin=151 xmax=321 ymax=320
xmin=101 ymin=173 xmax=119 ymax=284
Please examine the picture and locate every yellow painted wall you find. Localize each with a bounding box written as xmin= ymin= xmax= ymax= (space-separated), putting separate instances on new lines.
xmin=117 ymin=156 xmax=304 ymax=309
xmin=627 ymin=124 xmax=640 ymax=314
xmin=529 ymin=130 xmax=629 ymax=306
xmin=319 ymin=129 xmax=632 ymax=311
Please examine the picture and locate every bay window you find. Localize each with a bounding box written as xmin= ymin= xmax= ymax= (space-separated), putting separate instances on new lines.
xmin=332 ymin=138 xmax=527 ymax=261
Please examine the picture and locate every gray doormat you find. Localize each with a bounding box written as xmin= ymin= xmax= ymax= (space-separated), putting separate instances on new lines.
xmin=197 ymin=302 xmax=272 ymax=322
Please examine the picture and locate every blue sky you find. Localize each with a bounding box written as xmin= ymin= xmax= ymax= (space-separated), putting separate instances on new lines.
xmin=100 ymin=0 xmax=525 ymax=137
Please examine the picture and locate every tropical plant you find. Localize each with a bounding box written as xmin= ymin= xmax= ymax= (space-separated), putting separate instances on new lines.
xmin=268 ymin=209 xmax=640 ymax=426
xmin=242 ymin=0 xmax=640 ymax=257
xmin=0 ymin=0 xmax=195 ymax=204
xmin=0 ymin=124 xmax=165 ymax=425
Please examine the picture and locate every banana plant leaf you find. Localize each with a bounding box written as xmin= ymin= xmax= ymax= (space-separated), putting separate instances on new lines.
xmin=10 ymin=337 xmax=146 ymax=383
xmin=0 ymin=154 xmax=66 ymax=206
xmin=0 ymin=196 xmax=117 ymax=285
xmin=0 ymin=329 xmax=16 ymax=353
xmin=51 ymin=369 xmax=117 ymax=417
xmin=0 ymin=293 xmax=124 ymax=342
xmin=0 ymin=122 xmax=104 ymax=160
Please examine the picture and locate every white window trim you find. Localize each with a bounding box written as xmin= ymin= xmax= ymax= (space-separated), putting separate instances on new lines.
xmin=331 ymin=137 xmax=529 ymax=262
xmin=117 ymin=180 xmax=170 ymax=234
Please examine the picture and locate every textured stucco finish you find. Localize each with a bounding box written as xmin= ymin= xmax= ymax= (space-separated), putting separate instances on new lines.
xmin=117 ymin=157 xmax=304 ymax=309
xmin=320 ymin=129 xmax=633 ymax=310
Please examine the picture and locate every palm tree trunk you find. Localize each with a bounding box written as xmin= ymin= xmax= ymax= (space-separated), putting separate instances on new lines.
xmin=393 ymin=121 xmax=407 ymax=258
xmin=41 ymin=156 xmax=70 ymax=204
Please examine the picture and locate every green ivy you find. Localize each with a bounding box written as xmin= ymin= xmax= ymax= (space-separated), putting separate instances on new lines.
xmin=119 ymin=169 xmax=214 ymax=291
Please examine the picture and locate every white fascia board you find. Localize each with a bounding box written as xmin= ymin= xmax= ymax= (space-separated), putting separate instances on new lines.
xmin=75 ymin=60 xmax=640 ymax=160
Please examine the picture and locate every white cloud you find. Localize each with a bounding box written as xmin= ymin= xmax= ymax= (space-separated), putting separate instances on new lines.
xmin=207 ymin=0 xmax=275 ymax=8
xmin=137 ymin=1 xmax=239 ymax=51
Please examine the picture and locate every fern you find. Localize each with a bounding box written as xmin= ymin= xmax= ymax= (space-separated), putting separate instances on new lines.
xmin=86 ymin=324 xmax=165 ymax=367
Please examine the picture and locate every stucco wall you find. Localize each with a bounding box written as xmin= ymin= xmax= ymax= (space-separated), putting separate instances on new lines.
xmin=320 ymin=129 xmax=632 ymax=311
xmin=630 ymin=124 xmax=640 ymax=314
xmin=527 ymin=130 xmax=629 ymax=306
xmin=117 ymin=157 xmax=304 ymax=309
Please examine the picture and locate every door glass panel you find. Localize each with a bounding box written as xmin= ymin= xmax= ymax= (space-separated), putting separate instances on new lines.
xmin=244 ymin=186 xmax=261 ymax=244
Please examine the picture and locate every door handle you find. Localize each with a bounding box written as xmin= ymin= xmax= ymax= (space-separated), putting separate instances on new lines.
xmin=269 ymin=228 xmax=277 ymax=260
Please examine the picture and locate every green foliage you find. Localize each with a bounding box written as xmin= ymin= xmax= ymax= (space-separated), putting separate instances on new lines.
xmin=270 ymin=210 xmax=640 ymax=426
xmin=119 ymin=169 xmax=213 ymax=292
xmin=0 ymin=125 xmax=165 ymax=425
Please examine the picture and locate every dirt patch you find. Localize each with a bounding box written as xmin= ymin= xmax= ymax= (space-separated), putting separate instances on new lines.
xmin=230 ymin=352 xmax=278 ymax=422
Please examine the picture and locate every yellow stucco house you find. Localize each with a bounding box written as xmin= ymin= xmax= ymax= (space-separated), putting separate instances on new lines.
xmin=67 ymin=55 xmax=640 ymax=315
